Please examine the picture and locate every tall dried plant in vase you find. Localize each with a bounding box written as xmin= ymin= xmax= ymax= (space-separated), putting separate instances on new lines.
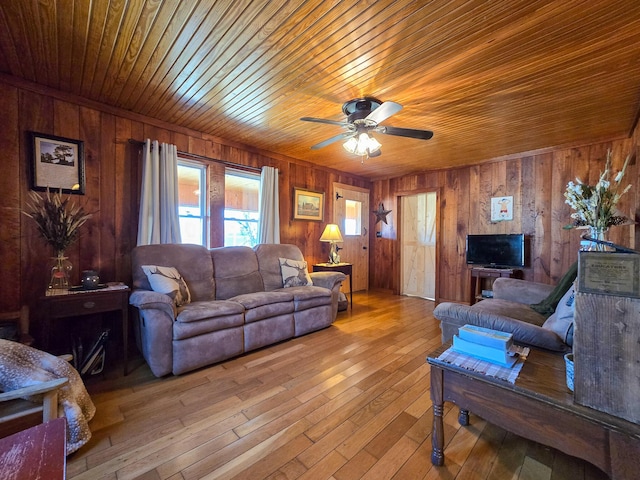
xmin=23 ymin=189 xmax=92 ymax=291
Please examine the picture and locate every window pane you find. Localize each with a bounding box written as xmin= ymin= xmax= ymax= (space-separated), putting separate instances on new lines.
xmin=178 ymin=161 xmax=206 ymax=246
xmin=344 ymin=200 xmax=361 ymax=236
xmin=225 ymin=170 xmax=260 ymax=247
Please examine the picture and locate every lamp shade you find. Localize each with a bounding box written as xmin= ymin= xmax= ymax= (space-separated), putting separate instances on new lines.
xmin=343 ymin=132 xmax=381 ymax=156
xmin=319 ymin=224 xmax=344 ymax=243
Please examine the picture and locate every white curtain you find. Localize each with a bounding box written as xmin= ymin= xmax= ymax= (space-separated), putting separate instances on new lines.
xmin=258 ymin=166 xmax=280 ymax=244
xmin=137 ymin=139 xmax=182 ymax=245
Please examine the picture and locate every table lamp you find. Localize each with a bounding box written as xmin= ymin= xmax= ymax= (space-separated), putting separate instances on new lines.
xmin=319 ymin=224 xmax=344 ymax=264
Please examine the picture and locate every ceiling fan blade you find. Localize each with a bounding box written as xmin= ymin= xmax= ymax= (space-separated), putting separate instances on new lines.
xmin=378 ymin=126 xmax=434 ymax=140
xmin=310 ymin=132 xmax=354 ymax=150
xmin=300 ymin=117 xmax=348 ymax=127
xmin=365 ymin=101 xmax=402 ymax=124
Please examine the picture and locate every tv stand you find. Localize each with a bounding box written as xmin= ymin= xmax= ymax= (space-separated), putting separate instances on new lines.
xmin=469 ymin=267 xmax=517 ymax=305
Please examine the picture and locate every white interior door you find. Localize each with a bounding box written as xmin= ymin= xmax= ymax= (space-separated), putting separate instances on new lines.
xmin=401 ymin=192 xmax=436 ymax=300
xmin=333 ymin=183 xmax=369 ymax=292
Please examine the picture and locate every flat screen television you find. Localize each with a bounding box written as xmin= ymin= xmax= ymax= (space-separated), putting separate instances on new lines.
xmin=466 ymin=233 xmax=525 ymax=268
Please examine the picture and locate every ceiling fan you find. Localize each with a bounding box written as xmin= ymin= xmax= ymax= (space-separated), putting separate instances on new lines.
xmin=300 ymin=97 xmax=433 ymax=157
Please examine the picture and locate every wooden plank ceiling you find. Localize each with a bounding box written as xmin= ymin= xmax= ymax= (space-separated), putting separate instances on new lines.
xmin=1 ymin=1 xmax=640 ymax=180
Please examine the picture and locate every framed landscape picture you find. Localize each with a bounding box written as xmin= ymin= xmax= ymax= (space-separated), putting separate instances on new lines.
xmin=293 ymin=187 xmax=324 ymax=221
xmin=30 ymin=132 xmax=85 ymax=194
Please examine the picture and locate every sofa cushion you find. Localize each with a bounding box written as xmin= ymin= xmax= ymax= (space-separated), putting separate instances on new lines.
xmin=229 ymin=291 xmax=294 ymax=323
xmin=176 ymin=300 xmax=245 ymax=323
xmin=277 ymin=285 xmax=332 ymax=311
xmin=279 ymin=257 xmax=313 ymax=287
xmin=255 ymin=244 xmax=307 ymax=291
xmin=132 ymin=244 xmax=215 ymax=302
xmin=141 ymin=265 xmax=191 ymax=306
xmin=542 ymin=285 xmax=575 ymax=346
xmin=174 ymin=301 xmax=245 ymax=341
xmin=210 ymin=246 xmax=264 ymax=299
xmin=472 ymin=299 xmax=547 ymax=327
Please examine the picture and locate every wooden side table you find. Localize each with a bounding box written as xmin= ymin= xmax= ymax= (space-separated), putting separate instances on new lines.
xmin=469 ymin=267 xmax=516 ymax=305
xmin=40 ymin=284 xmax=131 ymax=375
xmin=313 ymin=263 xmax=353 ymax=309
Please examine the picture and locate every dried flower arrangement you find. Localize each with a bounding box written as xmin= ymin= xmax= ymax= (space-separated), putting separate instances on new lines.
xmin=564 ymin=150 xmax=631 ymax=231
xmin=23 ymin=189 xmax=92 ymax=253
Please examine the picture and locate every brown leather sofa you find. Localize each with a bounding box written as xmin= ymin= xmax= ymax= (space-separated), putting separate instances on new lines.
xmin=433 ymin=277 xmax=572 ymax=352
xmin=129 ymin=243 xmax=345 ymax=376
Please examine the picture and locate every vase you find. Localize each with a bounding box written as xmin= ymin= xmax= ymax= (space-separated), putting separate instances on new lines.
xmin=49 ymin=252 xmax=72 ymax=291
xmin=584 ymin=226 xmax=609 ymax=252
xmin=564 ymin=353 xmax=574 ymax=392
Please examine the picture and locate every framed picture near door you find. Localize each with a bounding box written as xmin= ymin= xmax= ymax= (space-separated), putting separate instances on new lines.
xmin=293 ymin=187 xmax=324 ymax=221
xmin=30 ymin=132 xmax=85 ymax=194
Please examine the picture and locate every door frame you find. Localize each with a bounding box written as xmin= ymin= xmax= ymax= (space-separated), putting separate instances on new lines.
xmin=395 ymin=188 xmax=441 ymax=301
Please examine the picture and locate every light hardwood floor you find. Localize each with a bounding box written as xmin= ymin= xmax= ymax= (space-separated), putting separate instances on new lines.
xmin=67 ymin=291 xmax=608 ymax=480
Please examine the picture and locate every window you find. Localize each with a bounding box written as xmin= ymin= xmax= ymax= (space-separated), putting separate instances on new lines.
xmin=344 ymin=199 xmax=362 ymax=236
xmin=224 ymin=169 xmax=260 ymax=247
xmin=177 ymin=161 xmax=207 ymax=246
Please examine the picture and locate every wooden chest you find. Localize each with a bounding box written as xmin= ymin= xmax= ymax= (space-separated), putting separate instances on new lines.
xmin=574 ymin=252 xmax=640 ymax=423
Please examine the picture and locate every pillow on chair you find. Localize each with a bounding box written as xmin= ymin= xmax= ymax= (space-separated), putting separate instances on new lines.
xmin=542 ymin=285 xmax=575 ymax=346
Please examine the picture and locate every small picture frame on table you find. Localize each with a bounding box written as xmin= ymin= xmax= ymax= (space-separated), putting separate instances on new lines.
xmin=293 ymin=188 xmax=324 ymax=221
xmin=30 ymin=132 xmax=85 ymax=194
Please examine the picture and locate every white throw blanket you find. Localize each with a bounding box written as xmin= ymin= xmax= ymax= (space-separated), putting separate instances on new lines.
xmin=0 ymin=339 xmax=96 ymax=454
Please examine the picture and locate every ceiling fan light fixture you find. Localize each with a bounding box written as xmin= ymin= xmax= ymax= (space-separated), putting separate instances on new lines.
xmin=343 ymin=133 xmax=381 ymax=156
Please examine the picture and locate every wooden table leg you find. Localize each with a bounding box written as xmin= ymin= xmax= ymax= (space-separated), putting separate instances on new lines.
xmin=431 ymin=365 xmax=445 ymax=466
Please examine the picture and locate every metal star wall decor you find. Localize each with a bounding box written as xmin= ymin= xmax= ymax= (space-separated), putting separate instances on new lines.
xmin=373 ymin=203 xmax=392 ymax=224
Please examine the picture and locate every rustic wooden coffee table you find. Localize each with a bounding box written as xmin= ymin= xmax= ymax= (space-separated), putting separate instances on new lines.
xmin=427 ymin=344 xmax=640 ymax=479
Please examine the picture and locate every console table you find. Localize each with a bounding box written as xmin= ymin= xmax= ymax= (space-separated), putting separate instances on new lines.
xmin=468 ymin=267 xmax=516 ymax=305
xmin=313 ymin=263 xmax=353 ymax=309
xmin=427 ymin=344 xmax=640 ymax=479
xmin=40 ymin=284 xmax=131 ymax=375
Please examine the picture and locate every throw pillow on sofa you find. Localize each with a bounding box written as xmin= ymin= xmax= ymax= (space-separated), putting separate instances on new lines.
xmin=542 ymin=284 xmax=575 ymax=346
xmin=141 ymin=265 xmax=191 ymax=306
xmin=279 ymin=258 xmax=313 ymax=287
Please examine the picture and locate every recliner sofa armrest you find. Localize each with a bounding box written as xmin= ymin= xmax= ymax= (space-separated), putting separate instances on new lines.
xmin=129 ymin=290 xmax=177 ymax=318
xmin=492 ymin=277 xmax=555 ymax=305
xmin=433 ymin=302 xmax=568 ymax=352
xmin=309 ymin=271 xmax=346 ymax=291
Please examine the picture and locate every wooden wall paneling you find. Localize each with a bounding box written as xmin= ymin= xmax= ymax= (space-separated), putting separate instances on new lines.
xmin=505 ymin=158 xmax=522 ymax=231
xmin=172 ymin=132 xmax=189 ymax=152
xmin=438 ymin=169 xmax=460 ymax=302
xmin=188 ymin=136 xmax=207 ymax=156
xmin=19 ymin=91 xmax=54 ymax=312
xmin=98 ymin=111 xmax=117 ymax=282
xmin=520 ymin=156 xmax=536 ymax=280
xmin=549 ymin=149 xmax=574 ymax=282
xmin=490 ymin=160 xmax=508 ymax=234
xmin=532 ymin=152 xmax=552 ymax=283
xmin=0 ymin=83 xmax=20 ymax=311
xmin=52 ymin=99 xmax=82 ymax=283
xmin=208 ymin=161 xmax=225 ymax=248
xmin=476 ymin=162 xmax=494 ymax=233
xmin=114 ymin=116 xmax=134 ymax=283
xmin=78 ymin=106 xmax=103 ymax=282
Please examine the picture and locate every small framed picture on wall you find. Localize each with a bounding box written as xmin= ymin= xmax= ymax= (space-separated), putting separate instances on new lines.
xmin=293 ymin=187 xmax=324 ymax=221
xmin=30 ymin=132 xmax=85 ymax=194
xmin=491 ymin=196 xmax=513 ymax=222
